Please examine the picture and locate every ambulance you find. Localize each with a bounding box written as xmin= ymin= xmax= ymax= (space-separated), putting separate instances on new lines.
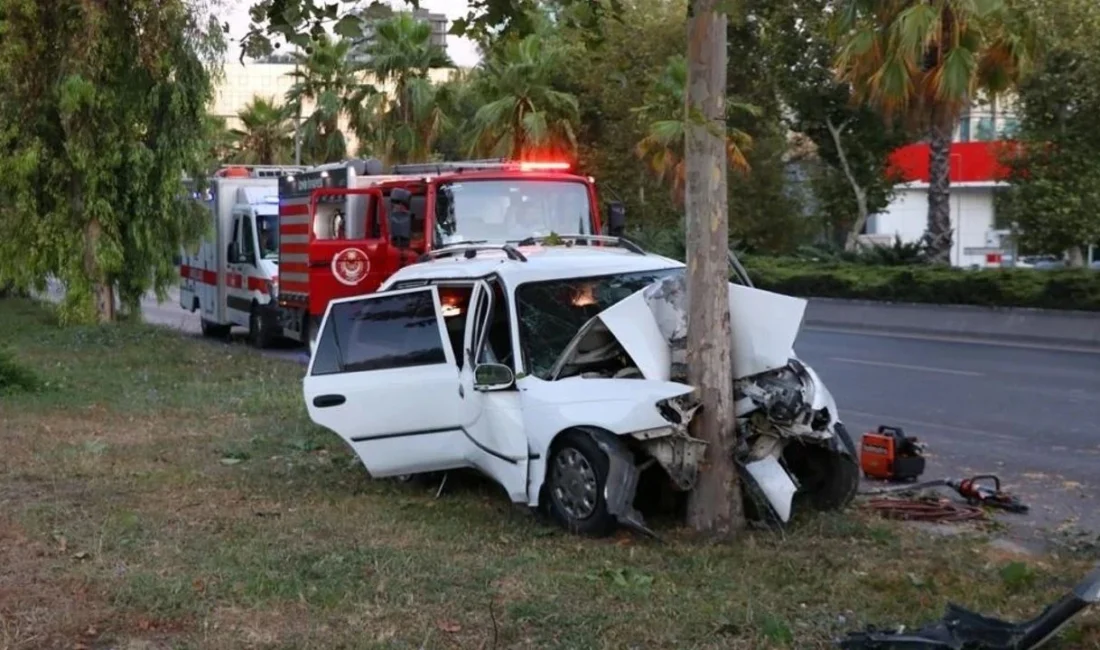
xmin=178 ymin=165 xmax=305 ymax=345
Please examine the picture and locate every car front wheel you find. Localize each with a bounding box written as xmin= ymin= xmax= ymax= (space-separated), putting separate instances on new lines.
xmin=546 ymin=431 xmax=617 ymax=537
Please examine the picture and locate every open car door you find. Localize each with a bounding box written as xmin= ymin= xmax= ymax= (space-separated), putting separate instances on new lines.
xmin=303 ymin=285 xmax=469 ymax=477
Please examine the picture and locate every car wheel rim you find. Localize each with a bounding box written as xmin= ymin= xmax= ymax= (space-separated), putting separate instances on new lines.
xmin=551 ymin=447 xmax=598 ymax=520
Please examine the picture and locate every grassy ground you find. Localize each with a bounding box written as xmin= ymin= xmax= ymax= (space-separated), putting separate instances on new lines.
xmin=1 ymin=298 xmax=1098 ymax=650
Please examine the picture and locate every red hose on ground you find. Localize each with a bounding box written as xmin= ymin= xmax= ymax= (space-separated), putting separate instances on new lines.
xmin=860 ymin=497 xmax=987 ymax=522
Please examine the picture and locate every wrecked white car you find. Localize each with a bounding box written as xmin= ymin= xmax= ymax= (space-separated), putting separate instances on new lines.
xmin=303 ymin=237 xmax=859 ymax=535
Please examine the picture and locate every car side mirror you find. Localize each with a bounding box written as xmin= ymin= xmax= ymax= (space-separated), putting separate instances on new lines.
xmin=227 ymin=242 xmax=238 ymax=263
xmin=606 ymin=201 xmax=626 ymax=237
xmin=389 ymin=209 xmax=411 ymax=249
xmin=473 ymin=363 xmax=515 ymax=391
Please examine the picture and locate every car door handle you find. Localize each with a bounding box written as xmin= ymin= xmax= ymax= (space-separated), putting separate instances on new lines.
xmin=313 ymin=394 xmax=346 ymax=408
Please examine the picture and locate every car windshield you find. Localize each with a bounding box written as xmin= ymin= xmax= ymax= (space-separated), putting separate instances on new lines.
xmin=257 ymin=212 xmax=279 ymax=260
xmin=433 ymin=179 xmax=592 ymax=247
xmin=515 ymin=267 xmax=683 ymax=379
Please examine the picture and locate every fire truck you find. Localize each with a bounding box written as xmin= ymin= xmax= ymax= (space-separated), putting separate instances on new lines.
xmin=273 ymin=157 xmax=626 ymax=349
xmin=178 ymin=165 xmax=305 ymax=344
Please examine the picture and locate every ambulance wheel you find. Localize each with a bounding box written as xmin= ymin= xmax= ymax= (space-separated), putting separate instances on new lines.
xmin=248 ymin=304 xmax=276 ymax=349
xmin=200 ymin=319 xmax=231 ymax=340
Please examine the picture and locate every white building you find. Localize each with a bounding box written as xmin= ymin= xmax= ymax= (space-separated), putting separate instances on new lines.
xmin=210 ymin=62 xmax=464 ymax=155
xmin=864 ymin=95 xmax=1020 ymax=267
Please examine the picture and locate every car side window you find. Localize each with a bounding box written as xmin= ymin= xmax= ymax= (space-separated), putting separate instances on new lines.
xmin=311 ymin=289 xmax=448 ymax=376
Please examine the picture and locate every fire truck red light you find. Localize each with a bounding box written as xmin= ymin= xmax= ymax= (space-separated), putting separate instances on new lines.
xmin=518 ymin=161 xmax=571 ymax=171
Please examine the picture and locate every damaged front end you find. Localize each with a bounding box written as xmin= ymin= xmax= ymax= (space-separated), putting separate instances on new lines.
xmin=546 ymin=272 xmax=859 ymax=531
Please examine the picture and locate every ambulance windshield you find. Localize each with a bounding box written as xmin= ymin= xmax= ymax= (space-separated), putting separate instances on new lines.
xmin=257 ymin=213 xmax=279 ymax=260
xmin=433 ymin=180 xmax=592 ymax=246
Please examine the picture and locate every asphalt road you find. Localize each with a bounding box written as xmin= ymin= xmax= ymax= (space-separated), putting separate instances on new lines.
xmin=796 ymin=328 xmax=1100 ymax=537
xmin=53 ymin=285 xmax=1100 ymax=538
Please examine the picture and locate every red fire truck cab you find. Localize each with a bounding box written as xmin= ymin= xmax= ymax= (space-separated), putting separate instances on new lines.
xmin=272 ymin=157 xmax=625 ymax=348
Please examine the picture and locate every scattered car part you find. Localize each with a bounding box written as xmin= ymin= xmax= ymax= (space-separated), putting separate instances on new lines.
xmin=836 ymin=564 xmax=1100 ymax=649
xmin=860 ymin=425 xmax=926 ymax=482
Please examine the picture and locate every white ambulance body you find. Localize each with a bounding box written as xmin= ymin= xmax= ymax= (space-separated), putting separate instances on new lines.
xmin=179 ymin=166 xmax=302 ymax=345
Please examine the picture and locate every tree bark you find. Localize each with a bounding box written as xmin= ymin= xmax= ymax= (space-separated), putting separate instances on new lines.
xmin=684 ymin=0 xmax=741 ymax=538
xmin=1067 ymin=245 xmax=1084 ymax=268
xmin=926 ymin=118 xmax=954 ymax=264
xmin=72 ymin=172 xmax=114 ymax=323
xmin=826 ymin=117 xmax=870 ymax=251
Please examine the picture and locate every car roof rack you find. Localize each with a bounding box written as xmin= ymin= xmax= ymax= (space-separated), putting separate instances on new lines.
xmin=514 ymin=234 xmax=647 ymax=255
xmin=418 ymin=243 xmax=528 ymax=263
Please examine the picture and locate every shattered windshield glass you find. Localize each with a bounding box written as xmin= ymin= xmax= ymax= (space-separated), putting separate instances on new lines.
xmin=433 ymin=180 xmax=592 ymax=246
xmin=515 ymin=267 xmax=683 ymax=379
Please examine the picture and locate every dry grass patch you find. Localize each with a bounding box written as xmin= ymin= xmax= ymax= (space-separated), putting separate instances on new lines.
xmin=1 ymin=297 xmax=1098 ymax=649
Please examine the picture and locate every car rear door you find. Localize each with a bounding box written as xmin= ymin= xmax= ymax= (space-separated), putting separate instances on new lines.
xmin=303 ymin=286 xmax=468 ymax=477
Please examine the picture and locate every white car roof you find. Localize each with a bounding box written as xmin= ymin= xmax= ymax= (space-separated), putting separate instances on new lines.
xmin=383 ymin=243 xmax=685 ymax=289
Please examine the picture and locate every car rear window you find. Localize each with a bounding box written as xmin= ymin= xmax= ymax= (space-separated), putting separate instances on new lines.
xmin=311 ymin=289 xmax=447 ymax=375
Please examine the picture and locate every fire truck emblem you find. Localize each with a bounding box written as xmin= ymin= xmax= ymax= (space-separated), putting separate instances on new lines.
xmin=332 ymin=247 xmax=370 ymax=286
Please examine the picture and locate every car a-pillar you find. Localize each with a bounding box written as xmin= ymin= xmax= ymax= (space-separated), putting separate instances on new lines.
xmin=540 ymin=426 xmax=650 ymax=538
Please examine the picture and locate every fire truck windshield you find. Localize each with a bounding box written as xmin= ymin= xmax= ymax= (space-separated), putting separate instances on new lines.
xmin=433 ymin=179 xmax=592 ymax=246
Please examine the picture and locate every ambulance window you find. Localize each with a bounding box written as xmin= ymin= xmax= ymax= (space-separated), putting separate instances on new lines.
xmin=310 ymin=289 xmax=448 ymax=376
xmin=229 ymin=215 xmax=243 ymax=262
xmin=242 ymin=217 xmax=257 ymax=263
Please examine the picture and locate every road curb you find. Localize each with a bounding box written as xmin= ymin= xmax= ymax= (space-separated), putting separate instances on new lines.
xmin=805 ymin=298 xmax=1100 ymax=349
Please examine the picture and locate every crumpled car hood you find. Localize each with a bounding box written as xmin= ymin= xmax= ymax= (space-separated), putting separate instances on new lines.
xmin=552 ymin=272 xmax=807 ymax=381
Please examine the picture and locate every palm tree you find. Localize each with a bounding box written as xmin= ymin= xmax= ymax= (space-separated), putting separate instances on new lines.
xmin=832 ymin=0 xmax=1034 ymax=263
xmin=466 ymin=34 xmax=580 ymax=160
xmin=349 ymin=12 xmax=455 ymax=164
xmin=285 ymin=35 xmax=356 ymax=164
xmin=230 ymin=96 xmax=293 ymax=164
xmin=633 ymin=54 xmax=755 ymax=206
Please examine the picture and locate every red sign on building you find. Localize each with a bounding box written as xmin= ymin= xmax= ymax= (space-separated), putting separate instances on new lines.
xmin=887 ymin=141 xmax=1018 ymax=184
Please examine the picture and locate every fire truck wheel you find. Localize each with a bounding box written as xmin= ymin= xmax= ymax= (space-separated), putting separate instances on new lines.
xmin=200 ymin=319 xmax=231 ymax=340
xmin=248 ymin=303 xmax=276 ymax=349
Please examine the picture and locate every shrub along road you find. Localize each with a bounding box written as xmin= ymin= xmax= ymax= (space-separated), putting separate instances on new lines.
xmin=136 ymin=288 xmax=1100 ymax=541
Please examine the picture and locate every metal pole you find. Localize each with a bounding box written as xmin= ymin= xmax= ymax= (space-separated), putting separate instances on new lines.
xmin=294 ymin=51 xmax=303 ymax=165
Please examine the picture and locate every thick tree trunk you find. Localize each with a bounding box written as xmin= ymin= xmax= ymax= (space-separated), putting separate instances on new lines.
xmin=82 ymin=219 xmax=116 ymax=323
xmin=925 ymin=118 xmax=954 ymax=264
xmin=1066 ymin=245 xmax=1084 ymax=268
xmin=74 ymin=174 xmax=115 ymax=323
xmin=684 ymin=0 xmax=741 ymax=538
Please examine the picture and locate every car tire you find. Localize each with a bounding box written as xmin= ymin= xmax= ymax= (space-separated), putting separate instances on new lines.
xmin=545 ymin=431 xmax=617 ymax=537
xmin=249 ymin=304 xmax=275 ymax=349
xmin=786 ymin=424 xmax=861 ymax=513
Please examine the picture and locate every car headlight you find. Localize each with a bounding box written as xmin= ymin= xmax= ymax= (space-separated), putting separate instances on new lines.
xmin=655 ymin=396 xmax=701 ymax=427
